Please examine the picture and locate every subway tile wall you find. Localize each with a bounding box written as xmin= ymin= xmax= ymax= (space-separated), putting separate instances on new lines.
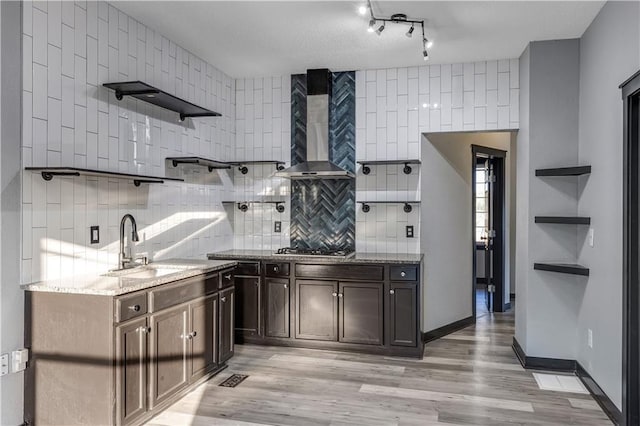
xmin=233 ymin=61 xmax=519 ymax=254
xmin=232 ymin=77 xmax=291 ymax=250
xmin=22 ymin=1 xmax=236 ymax=283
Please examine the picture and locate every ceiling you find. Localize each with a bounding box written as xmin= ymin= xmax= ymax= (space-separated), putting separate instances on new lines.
xmin=114 ymin=1 xmax=605 ymax=79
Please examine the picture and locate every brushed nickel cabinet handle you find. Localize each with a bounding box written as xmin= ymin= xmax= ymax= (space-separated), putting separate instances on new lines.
xmin=224 ymin=274 xmax=232 ymax=280
xmin=129 ymin=304 xmax=141 ymax=312
xmin=138 ymin=326 xmax=149 ymax=333
xmin=273 ymin=266 xmax=279 ymax=272
xmin=221 ymin=296 xmax=227 ymax=303
xmin=338 ymin=293 xmax=343 ymax=298
xmin=332 ymin=292 xmax=337 ymax=297
xmin=390 ymin=289 xmax=395 ymax=295
xmin=283 ymin=284 xmax=288 ymax=289
xmin=400 ymin=271 xmax=406 ymax=277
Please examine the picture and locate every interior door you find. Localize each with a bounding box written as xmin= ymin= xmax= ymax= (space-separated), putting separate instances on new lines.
xmin=483 ymin=158 xmax=495 ymax=312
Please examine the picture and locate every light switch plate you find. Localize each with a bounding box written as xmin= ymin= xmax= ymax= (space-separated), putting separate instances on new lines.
xmin=11 ymin=349 xmax=28 ymax=373
xmin=274 ymin=221 xmax=281 ymax=233
xmin=90 ymin=226 xmax=100 ymax=244
xmin=0 ymin=354 xmax=8 ymax=376
xmin=588 ymin=228 xmax=594 ymax=247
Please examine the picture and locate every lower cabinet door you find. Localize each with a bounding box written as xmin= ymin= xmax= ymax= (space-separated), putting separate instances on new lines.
xmin=235 ymin=276 xmax=260 ymax=336
xmin=389 ymin=282 xmax=418 ymax=347
xmin=266 ymin=278 xmax=290 ymax=338
xmin=150 ymin=304 xmax=189 ymax=408
xmin=295 ymin=280 xmax=338 ymax=341
xmin=116 ymin=318 xmax=148 ymax=426
xmin=189 ymin=295 xmax=218 ymax=381
xmin=218 ymin=287 xmax=235 ymax=363
xmin=338 ymin=282 xmax=384 ymax=345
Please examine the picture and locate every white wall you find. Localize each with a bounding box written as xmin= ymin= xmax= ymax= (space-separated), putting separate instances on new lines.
xmin=0 ymin=2 xmax=24 ymax=424
xmin=422 ymin=132 xmax=514 ymax=331
xmin=577 ymin=0 xmax=640 ymax=410
xmin=21 ymin=1 xmax=236 ymax=283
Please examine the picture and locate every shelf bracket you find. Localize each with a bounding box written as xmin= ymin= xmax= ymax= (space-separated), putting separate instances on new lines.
xmin=362 ymin=164 xmax=371 ymax=175
xmin=275 ymin=202 xmax=285 ymax=213
xmin=403 ymin=163 xmax=412 ymax=175
xmin=238 ymin=203 xmax=249 ymax=212
xmin=114 ymin=89 xmax=159 ymax=101
xmin=133 ymin=179 xmax=163 ymax=187
xmin=40 ymin=171 xmax=81 ymax=181
xmin=276 ymin=162 xmax=285 ymax=171
xmin=361 ymin=203 xmax=371 ymax=213
xmin=403 ymin=203 xmax=413 ymax=213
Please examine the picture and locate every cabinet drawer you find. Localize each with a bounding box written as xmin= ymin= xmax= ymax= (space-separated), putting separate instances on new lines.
xmin=295 ymin=264 xmax=384 ymax=281
xmin=236 ymin=262 xmax=260 ymax=276
xmin=150 ymin=274 xmax=213 ymax=312
xmin=264 ymin=262 xmax=290 ymax=277
xmin=389 ymin=265 xmax=418 ymax=281
xmin=116 ymin=292 xmax=148 ymax=323
xmin=219 ymin=268 xmax=235 ymax=289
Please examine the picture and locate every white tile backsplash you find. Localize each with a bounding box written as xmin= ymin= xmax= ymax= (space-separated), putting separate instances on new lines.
xmin=22 ymin=1 xmax=235 ymax=283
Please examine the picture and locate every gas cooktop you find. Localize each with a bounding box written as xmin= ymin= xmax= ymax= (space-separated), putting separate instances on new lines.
xmin=274 ymin=247 xmax=355 ymax=258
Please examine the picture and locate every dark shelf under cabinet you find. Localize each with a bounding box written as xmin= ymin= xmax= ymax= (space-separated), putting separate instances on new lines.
xmin=535 ymin=216 xmax=591 ymax=225
xmin=535 ymin=166 xmax=592 ymax=177
xmin=534 ymin=263 xmax=590 ymax=276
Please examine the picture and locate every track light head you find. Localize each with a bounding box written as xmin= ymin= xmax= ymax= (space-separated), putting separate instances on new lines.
xmin=425 ymin=39 xmax=433 ymax=49
xmin=423 ymin=49 xmax=429 ymax=61
xmin=406 ymin=25 xmax=414 ymax=38
xmin=368 ymin=19 xmax=375 ymax=33
xmin=376 ymin=23 xmax=385 ymax=35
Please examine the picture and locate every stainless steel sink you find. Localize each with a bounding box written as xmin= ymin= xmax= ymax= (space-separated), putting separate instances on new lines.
xmin=103 ymin=265 xmax=185 ymax=279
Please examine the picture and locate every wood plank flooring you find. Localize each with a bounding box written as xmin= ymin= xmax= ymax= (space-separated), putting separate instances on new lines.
xmin=147 ymin=308 xmax=612 ymax=426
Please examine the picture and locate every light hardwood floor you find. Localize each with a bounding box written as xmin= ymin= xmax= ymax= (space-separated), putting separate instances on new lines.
xmin=147 ymin=307 xmax=612 ymax=426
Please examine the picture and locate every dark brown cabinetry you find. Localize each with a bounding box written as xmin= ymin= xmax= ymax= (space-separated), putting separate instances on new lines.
xmin=296 ymin=280 xmax=338 ymax=341
xmin=265 ymin=278 xmax=290 ymax=338
xmin=339 ymin=282 xmax=383 ymax=345
xmin=116 ymin=317 xmax=149 ymax=426
xmin=235 ymin=276 xmax=260 ymax=336
xmin=218 ymin=286 xmax=235 ymax=363
xmin=389 ymin=282 xmax=418 ymax=347
xmin=25 ymin=266 xmax=236 ymax=426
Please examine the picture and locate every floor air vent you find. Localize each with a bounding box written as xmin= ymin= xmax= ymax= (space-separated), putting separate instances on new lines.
xmin=218 ymin=374 xmax=249 ymax=388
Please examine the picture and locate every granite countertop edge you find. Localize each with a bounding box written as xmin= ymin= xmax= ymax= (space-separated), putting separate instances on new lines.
xmin=21 ymin=259 xmax=237 ymax=296
xmin=206 ymin=250 xmax=424 ymax=264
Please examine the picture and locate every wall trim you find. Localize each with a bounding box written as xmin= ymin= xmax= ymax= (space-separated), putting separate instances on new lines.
xmin=422 ymin=316 xmax=475 ymax=344
xmin=512 ymin=338 xmax=621 ymax=425
xmin=576 ymin=362 xmax=622 ymax=425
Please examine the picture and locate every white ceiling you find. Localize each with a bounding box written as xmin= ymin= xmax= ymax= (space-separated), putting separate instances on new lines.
xmin=114 ymin=1 xmax=605 ymax=79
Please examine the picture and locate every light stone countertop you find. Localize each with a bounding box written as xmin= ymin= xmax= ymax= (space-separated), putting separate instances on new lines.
xmin=21 ymin=259 xmax=237 ymax=296
xmin=207 ymin=250 xmax=423 ymax=264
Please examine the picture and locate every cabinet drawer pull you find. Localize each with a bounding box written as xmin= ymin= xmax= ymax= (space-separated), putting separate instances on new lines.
xmin=283 ymin=284 xmax=288 ymax=289
xmin=221 ymin=296 xmax=227 ymax=303
xmin=390 ymin=289 xmax=395 ymax=295
xmin=273 ymin=266 xmax=279 ymax=272
xmin=138 ymin=326 xmax=150 ymax=334
xmin=129 ymin=304 xmax=141 ymax=312
xmin=332 ymin=292 xmax=337 ymax=297
xmin=400 ymin=271 xmax=406 ymax=277
xmin=224 ymin=274 xmax=232 ymax=280
xmin=338 ymin=293 xmax=343 ymax=298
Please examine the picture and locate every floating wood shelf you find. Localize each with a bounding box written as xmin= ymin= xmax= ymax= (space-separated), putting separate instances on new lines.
xmin=227 ymin=161 xmax=286 ymax=174
xmin=534 ymin=263 xmax=590 ymax=276
xmin=357 ymin=159 xmax=421 ymax=175
xmin=357 ymin=201 xmax=421 ymax=213
xmin=166 ymin=156 xmax=231 ymax=172
xmin=25 ymin=167 xmax=184 ymax=186
xmin=103 ymin=81 xmax=221 ymax=122
xmin=222 ymin=201 xmax=285 ymax=213
xmin=535 ymin=216 xmax=591 ymax=225
xmin=535 ymin=166 xmax=592 ymax=177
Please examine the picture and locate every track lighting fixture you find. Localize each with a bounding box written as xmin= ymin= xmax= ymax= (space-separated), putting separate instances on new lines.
xmin=406 ymin=25 xmax=414 ymax=38
xmin=362 ymin=0 xmax=432 ymax=61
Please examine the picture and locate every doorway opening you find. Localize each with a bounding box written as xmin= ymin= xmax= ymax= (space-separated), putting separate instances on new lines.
xmin=621 ymin=70 xmax=640 ymax=426
xmin=472 ymin=145 xmax=507 ymax=316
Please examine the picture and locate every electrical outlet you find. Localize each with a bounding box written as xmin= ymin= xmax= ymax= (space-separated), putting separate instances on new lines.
xmin=274 ymin=221 xmax=281 ymax=233
xmin=0 ymin=354 xmax=8 ymax=376
xmin=588 ymin=329 xmax=593 ymax=348
xmin=406 ymin=226 xmax=414 ymax=238
xmin=90 ymin=226 xmax=100 ymax=244
xmin=588 ymin=228 xmax=594 ymax=247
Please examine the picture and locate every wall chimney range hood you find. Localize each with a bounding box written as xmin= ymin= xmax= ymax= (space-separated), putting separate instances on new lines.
xmin=276 ymin=69 xmax=355 ymax=179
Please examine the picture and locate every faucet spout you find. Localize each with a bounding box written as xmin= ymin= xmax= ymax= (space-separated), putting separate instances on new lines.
xmin=119 ymin=214 xmax=139 ymax=269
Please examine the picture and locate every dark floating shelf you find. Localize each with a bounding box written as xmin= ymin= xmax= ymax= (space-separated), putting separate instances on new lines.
xmin=357 ymin=201 xmax=421 ymax=213
xmin=227 ymin=161 xmax=286 ymax=174
xmin=25 ymin=167 xmax=184 ymax=186
xmin=103 ymin=81 xmax=221 ymax=122
xmin=535 ymin=216 xmax=591 ymax=225
xmin=222 ymin=201 xmax=285 ymax=213
xmin=167 ymin=157 xmax=230 ymax=172
xmin=357 ymin=159 xmax=421 ymax=175
xmin=535 ymin=166 xmax=592 ymax=177
xmin=534 ymin=263 xmax=590 ymax=276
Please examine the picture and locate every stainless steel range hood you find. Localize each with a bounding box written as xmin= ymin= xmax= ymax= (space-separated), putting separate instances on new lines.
xmin=276 ymin=69 xmax=354 ymax=180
